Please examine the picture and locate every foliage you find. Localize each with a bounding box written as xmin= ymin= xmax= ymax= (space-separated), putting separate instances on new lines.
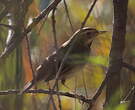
xmin=0 ymin=0 xmax=134 ymax=110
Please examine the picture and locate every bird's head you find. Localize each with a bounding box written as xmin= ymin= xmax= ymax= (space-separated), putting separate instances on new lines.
xmin=74 ymin=27 xmax=107 ymax=45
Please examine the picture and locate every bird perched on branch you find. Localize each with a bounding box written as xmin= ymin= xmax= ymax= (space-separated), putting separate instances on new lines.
xmin=21 ymin=27 xmax=107 ymax=93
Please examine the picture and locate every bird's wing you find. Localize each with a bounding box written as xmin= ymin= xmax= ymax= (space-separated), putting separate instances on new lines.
xmin=43 ymin=43 xmax=75 ymax=81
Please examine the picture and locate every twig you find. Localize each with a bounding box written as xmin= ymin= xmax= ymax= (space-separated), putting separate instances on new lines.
xmin=122 ymin=62 xmax=135 ymax=73
xmin=37 ymin=17 xmax=47 ymax=35
xmin=0 ymin=89 xmax=92 ymax=103
xmin=87 ymin=73 xmax=107 ymax=110
xmin=63 ymin=0 xmax=74 ymax=32
xmin=47 ymin=82 xmax=57 ymax=110
xmin=121 ymin=86 xmax=135 ymax=102
xmin=0 ymin=0 xmax=62 ymax=60
xmin=51 ymin=39 xmax=75 ymax=90
xmin=0 ymin=24 xmax=15 ymax=30
xmin=51 ymin=8 xmax=62 ymax=110
xmin=40 ymin=9 xmax=58 ymax=109
xmin=50 ymin=2 xmax=61 ymax=91
xmin=25 ymin=0 xmax=61 ymax=34
xmin=52 ymin=8 xmax=58 ymax=50
xmin=81 ymin=0 xmax=98 ymax=28
xmin=56 ymin=84 xmax=62 ymax=110
xmin=30 ymin=0 xmax=61 ymax=26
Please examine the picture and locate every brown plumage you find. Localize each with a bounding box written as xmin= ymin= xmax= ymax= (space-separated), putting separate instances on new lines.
xmin=21 ymin=27 xmax=106 ymax=93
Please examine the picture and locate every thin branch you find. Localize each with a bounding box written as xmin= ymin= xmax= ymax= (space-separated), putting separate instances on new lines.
xmin=25 ymin=0 xmax=61 ymax=34
xmin=63 ymin=0 xmax=74 ymax=32
xmin=51 ymin=8 xmax=58 ymax=89
xmin=50 ymin=1 xmax=65 ymax=92
xmin=52 ymin=8 xmax=58 ymax=50
xmin=37 ymin=17 xmax=47 ymax=35
xmin=0 ymin=0 xmax=62 ymax=61
xmin=87 ymin=74 xmax=107 ymax=110
xmin=122 ymin=62 xmax=135 ymax=73
xmin=121 ymin=86 xmax=135 ymax=102
xmin=81 ymin=0 xmax=98 ymax=28
xmin=128 ymin=86 xmax=135 ymax=110
xmin=56 ymin=84 xmax=62 ymax=110
xmin=51 ymin=41 xmax=75 ymax=90
xmin=93 ymin=76 xmax=106 ymax=101
xmin=0 ymin=24 xmax=15 ymax=30
xmin=30 ymin=0 xmax=61 ymax=26
xmin=51 ymin=8 xmax=62 ymax=110
xmin=47 ymin=82 xmax=57 ymax=110
xmin=0 ymin=89 xmax=92 ymax=103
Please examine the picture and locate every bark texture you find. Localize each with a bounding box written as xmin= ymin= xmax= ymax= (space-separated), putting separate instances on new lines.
xmin=105 ymin=0 xmax=128 ymax=107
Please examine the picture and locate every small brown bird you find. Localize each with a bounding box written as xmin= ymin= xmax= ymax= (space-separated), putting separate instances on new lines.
xmin=21 ymin=27 xmax=106 ymax=93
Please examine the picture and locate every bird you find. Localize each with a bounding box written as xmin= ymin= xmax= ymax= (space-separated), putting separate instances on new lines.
xmin=21 ymin=27 xmax=107 ymax=93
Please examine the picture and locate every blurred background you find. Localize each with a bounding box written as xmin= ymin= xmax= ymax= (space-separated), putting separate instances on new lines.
xmin=0 ymin=0 xmax=134 ymax=110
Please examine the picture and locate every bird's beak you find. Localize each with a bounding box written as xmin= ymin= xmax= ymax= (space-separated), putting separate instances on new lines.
xmin=98 ymin=30 xmax=108 ymax=34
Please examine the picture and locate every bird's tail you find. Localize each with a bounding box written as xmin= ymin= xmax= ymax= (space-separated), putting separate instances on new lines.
xmin=19 ymin=80 xmax=34 ymax=95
